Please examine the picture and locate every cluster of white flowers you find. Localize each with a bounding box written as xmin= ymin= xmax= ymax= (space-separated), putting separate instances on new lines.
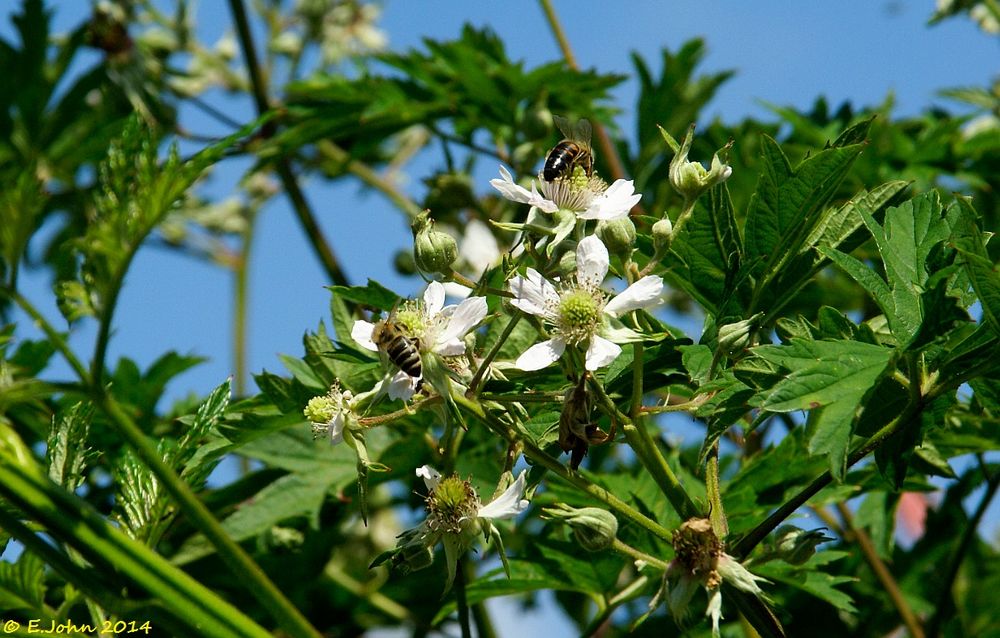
xmin=303 ymin=121 xmax=749 ymax=635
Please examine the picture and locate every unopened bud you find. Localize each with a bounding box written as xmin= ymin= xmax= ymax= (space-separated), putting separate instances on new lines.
xmin=543 ymin=504 xmax=618 ymax=552
xmin=521 ymin=103 xmax=554 ymax=140
xmin=596 ymin=217 xmax=636 ymax=257
xmin=668 ymin=124 xmax=733 ymax=202
xmin=771 ymin=525 xmax=832 ymax=566
xmin=717 ymin=313 xmax=763 ymax=354
xmin=652 ymin=217 xmax=674 ymax=252
xmin=413 ymin=211 xmax=457 ymax=274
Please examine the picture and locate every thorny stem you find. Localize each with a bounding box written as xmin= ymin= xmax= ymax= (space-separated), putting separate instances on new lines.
xmin=611 ymin=538 xmax=669 ymax=570
xmin=452 ymin=392 xmax=674 ymax=542
xmin=537 ymin=0 xmax=644 ymax=216
xmin=926 ymin=460 xmax=1000 ymax=638
xmin=357 ymin=396 xmax=440 ymax=427
xmin=227 ymin=0 xmax=349 ymax=287
xmin=836 ymin=502 xmax=924 ymax=638
xmin=588 ymin=375 xmax=699 ymax=520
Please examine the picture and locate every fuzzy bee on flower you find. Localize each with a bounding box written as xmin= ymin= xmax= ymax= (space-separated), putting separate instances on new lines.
xmin=542 ymin=115 xmax=594 ymax=182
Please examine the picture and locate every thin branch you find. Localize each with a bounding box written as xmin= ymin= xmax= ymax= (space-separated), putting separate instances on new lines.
xmin=836 ymin=502 xmax=924 ymax=638
xmin=227 ymin=0 xmax=349 ymax=286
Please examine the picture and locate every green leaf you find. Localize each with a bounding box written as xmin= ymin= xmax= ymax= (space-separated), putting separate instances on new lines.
xmin=744 ymin=136 xmax=866 ymax=284
xmin=172 ymin=471 xmax=332 ymax=565
xmin=751 ymin=339 xmax=893 ymax=479
xmin=667 ymin=183 xmax=746 ymax=316
xmin=753 ymin=550 xmax=857 ymax=614
xmin=951 ymin=197 xmax=1000 ymax=337
xmin=0 ymin=550 xmax=45 ymax=613
xmin=328 ymin=279 xmax=400 ymax=312
xmin=46 ymin=401 xmax=94 ymax=490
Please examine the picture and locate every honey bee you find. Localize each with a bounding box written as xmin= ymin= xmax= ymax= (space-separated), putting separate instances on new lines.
xmin=372 ymin=309 xmax=422 ymax=380
xmin=542 ymin=116 xmax=594 ymax=182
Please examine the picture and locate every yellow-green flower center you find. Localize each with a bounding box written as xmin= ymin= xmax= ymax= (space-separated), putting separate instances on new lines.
xmin=394 ymin=307 xmax=424 ymax=334
xmin=426 ymin=476 xmax=480 ymax=535
xmin=303 ymin=395 xmax=338 ymax=424
xmin=557 ymin=289 xmax=603 ymax=345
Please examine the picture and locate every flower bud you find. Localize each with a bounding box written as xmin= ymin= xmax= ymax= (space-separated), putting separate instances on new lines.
xmin=652 ymin=217 xmax=674 ymax=252
xmin=412 ymin=211 xmax=457 ymax=274
xmin=716 ymin=312 xmax=763 ymax=354
xmin=521 ymin=103 xmax=554 ymax=140
xmin=668 ymin=124 xmax=733 ymax=202
xmin=595 ymin=217 xmax=636 ymax=257
xmin=543 ymin=504 xmax=618 ymax=552
xmin=771 ymin=525 xmax=832 ymax=566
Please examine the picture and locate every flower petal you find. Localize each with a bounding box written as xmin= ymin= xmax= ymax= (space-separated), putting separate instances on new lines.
xmin=477 ymin=470 xmax=529 ymax=520
xmin=352 ymin=320 xmax=379 ymax=351
xmin=515 ymin=338 xmax=565 ymax=371
xmin=423 ymin=281 xmax=445 ymax=317
xmin=416 ymin=464 xmax=442 ymax=491
xmin=460 ymin=219 xmax=501 ymax=274
xmin=386 ymin=370 xmax=418 ymax=401
xmin=578 ymin=179 xmax=641 ymax=220
xmin=490 ymin=166 xmax=558 ymax=213
xmin=436 ymin=296 xmax=487 ymax=351
xmin=328 ymin=412 xmax=345 ymax=446
xmin=509 ymin=268 xmax=558 ymax=317
xmin=575 ymin=235 xmax=609 ymax=284
xmin=441 ymin=281 xmax=472 ymax=299
xmin=706 ymin=586 xmax=723 ymax=638
xmin=585 ymin=335 xmax=621 ymax=370
xmin=604 ymin=275 xmax=664 ymax=317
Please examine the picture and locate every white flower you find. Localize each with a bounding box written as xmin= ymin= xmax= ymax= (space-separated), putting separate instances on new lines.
xmin=417 ymin=464 xmax=529 ymax=521
xmin=490 ymin=166 xmax=640 ymax=221
xmin=352 ymin=282 xmax=488 ymax=400
xmin=658 ymin=518 xmax=770 ymax=638
xmin=390 ymin=465 xmax=529 ymax=592
xmin=303 ymin=383 xmax=355 ymax=445
xmin=508 ymin=236 xmax=664 ymax=371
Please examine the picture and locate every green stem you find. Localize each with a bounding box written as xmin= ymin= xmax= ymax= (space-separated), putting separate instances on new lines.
xmin=316 ymin=140 xmax=424 ymax=220
xmin=0 ymin=509 xmax=136 ymax=618
xmin=706 ymin=443 xmax=727 ymax=537
xmin=836 ymin=502 xmax=924 ymax=638
xmin=0 ymin=460 xmax=270 ymax=638
xmin=3 ymin=288 xmax=90 ymax=384
xmin=91 ymin=392 xmax=322 ymax=638
xmin=611 ymin=538 xmax=668 ymax=570
xmin=227 ymin=0 xmax=349 ymax=286
xmin=589 ymin=376 xmax=699 ymax=520
xmin=455 ymin=558 xmax=472 ymax=638
xmin=469 ymin=312 xmax=522 ymax=393
xmin=452 ymin=392 xmax=673 ymax=542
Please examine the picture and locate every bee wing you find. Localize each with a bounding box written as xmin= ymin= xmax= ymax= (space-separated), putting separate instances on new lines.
xmin=553 ymin=114 xmax=575 ymax=140
xmin=573 ymin=119 xmax=593 ymax=146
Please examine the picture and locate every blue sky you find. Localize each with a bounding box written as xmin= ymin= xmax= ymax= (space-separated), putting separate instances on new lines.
xmin=3 ymin=2 xmax=999 ymax=635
